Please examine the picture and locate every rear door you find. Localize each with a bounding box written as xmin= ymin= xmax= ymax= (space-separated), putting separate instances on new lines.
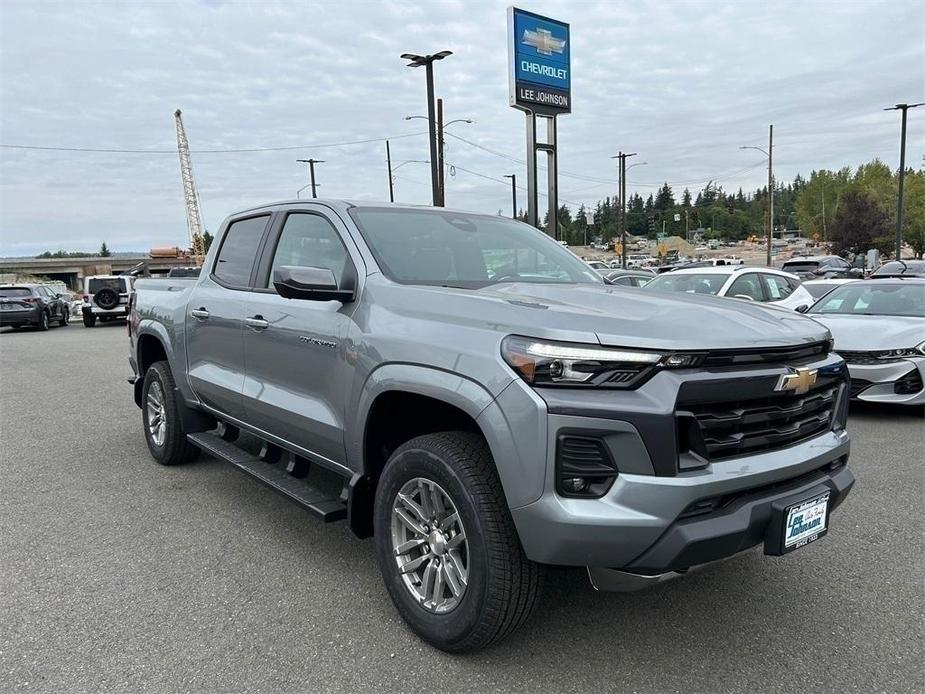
xmin=241 ymin=207 xmax=362 ymax=467
xmin=186 ymin=213 xmax=272 ymax=420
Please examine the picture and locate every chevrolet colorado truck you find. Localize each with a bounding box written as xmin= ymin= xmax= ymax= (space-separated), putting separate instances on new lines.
xmin=128 ymin=201 xmax=854 ymax=652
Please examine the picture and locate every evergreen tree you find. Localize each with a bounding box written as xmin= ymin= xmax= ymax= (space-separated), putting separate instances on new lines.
xmin=99 ymin=242 xmax=111 ymax=257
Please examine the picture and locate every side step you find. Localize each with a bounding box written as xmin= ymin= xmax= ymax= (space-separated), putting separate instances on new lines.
xmin=187 ymin=432 xmax=347 ymax=522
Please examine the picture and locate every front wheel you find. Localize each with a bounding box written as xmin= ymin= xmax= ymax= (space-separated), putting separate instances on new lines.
xmin=141 ymin=361 xmax=199 ymax=465
xmin=373 ymin=432 xmax=542 ymax=652
xmin=59 ymin=310 xmax=69 ymax=327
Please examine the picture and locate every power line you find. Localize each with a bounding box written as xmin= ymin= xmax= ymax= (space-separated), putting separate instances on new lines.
xmin=0 ymin=131 xmax=428 ymax=154
xmin=444 ymin=131 xmax=771 ymax=189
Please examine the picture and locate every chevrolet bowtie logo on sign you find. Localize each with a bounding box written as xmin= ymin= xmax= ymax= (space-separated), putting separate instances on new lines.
xmin=522 ymin=27 xmax=566 ymax=56
xmin=775 ymin=367 xmax=818 ymax=395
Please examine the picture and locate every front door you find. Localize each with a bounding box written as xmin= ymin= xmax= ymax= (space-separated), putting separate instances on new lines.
xmin=186 ymin=214 xmax=271 ymax=420
xmin=242 ymin=209 xmax=359 ymax=467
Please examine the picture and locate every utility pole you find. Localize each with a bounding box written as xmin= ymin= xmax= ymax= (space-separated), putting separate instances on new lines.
xmin=611 ymin=151 xmax=637 ymax=268
xmin=437 ymin=98 xmax=445 ymax=206
xmin=401 ymin=51 xmax=451 ymax=207
xmin=386 ymin=140 xmax=394 ymax=203
xmin=821 ymin=192 xmax=826 ymax=241
xmin=503 ymin=174 xmax=517 ymax=219
xmin=884 ymin=102 xmax=923 ymax=259
xmin=296 ymin=158 xmax=324 ymax=199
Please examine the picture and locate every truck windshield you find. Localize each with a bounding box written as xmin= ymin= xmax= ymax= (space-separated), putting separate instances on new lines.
xmin=349 ymin=208 xmax=601 ymax=288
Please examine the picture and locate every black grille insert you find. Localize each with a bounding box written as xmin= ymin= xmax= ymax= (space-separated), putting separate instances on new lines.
xmin=849 ymin=378 xmax=873 ymax=398
xmin=894 ymin=369 xmax=923 ymax=395
xmin=701 ymin=341 xmax=829 ymax=367
xmin=678 ymin=384 xmax=838 ymax=461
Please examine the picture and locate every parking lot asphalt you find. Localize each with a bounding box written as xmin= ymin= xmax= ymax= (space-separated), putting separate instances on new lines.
xmin=1 ymin=322 xmax=922 ymax=694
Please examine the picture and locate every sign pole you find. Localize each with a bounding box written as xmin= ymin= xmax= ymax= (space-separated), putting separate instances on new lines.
xmin=526 ymin=112 xmax=538 ymax=228
xmin=546 ymin=116 xmax=558 ymax=240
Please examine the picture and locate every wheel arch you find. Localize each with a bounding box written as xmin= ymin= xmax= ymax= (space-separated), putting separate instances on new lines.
xmin=347 ymin=364 xmax=503 ymax=538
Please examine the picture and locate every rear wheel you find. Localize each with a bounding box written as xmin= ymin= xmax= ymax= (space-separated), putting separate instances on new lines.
xmin=373 ymin=431 xmax=542 ymax=652
xmin=83 ymin=314 xmax=96 ymax=328
xmin=142 ymin=361 xmax=199 ymax=465
xmin=37 ymin=311 xmax=49 ymax=331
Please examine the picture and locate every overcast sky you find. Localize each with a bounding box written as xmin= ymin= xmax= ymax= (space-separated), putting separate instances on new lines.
xmin=1 ymin=0 xmax=923 ymax=255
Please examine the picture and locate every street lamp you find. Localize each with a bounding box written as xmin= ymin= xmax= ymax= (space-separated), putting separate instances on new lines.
xmin=503 ymin=174 xmax=517 ymax=219
xmin=884 ymin=102 xmax=924 ymax=259
xmin=400 ymin=50 xmax=452 ymax=206
xmin=740 ymin=124 xmax=773 ymax=266
xmin=406 ymin=113 xmax=472 ymax=205
xmin=611 ymin=151 xmax=637 ymax=268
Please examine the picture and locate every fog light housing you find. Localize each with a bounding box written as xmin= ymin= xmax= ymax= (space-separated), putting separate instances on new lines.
xmin=556 ymin=434 xmax=618 ymax=498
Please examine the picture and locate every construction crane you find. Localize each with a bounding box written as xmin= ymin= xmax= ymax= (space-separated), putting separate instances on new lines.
xmin=174 ymin=109 xmax=206 ymax=265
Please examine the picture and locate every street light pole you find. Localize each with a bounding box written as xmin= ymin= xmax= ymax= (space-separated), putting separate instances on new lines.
xmin=885 ymin=102 xmax=924 ymax=259
xmin=401 ymin=51 xmax=452 ymax=207
xmin=767 ymin=124 xmax=773 ymax=267
xmin=504 ymin=174 xmax=517 ymax=218
xmin=296 ymin=158 xmax=324 ymax=199
xmin=386 ymin=140 xmax=394 ymax=203
xmin=405 ymin=113 xmax=473 ymax=207
xmin=739 ymin=125 xmax=773 ymax=266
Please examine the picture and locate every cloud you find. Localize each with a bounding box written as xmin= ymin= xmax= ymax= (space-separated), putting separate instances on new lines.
xmin=0 ymin=0 xmax=923 ymax=254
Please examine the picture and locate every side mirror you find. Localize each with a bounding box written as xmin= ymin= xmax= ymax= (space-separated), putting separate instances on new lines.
xmin=795 ymin=305 xmax=810 ymax=313
xmin=273 ymin=266 xmax=355 ymax=302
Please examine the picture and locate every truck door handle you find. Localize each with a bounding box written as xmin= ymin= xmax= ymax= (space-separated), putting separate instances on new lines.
xmin=245 ymin=315 xmax=269 ymax=331
xmin=190 ymin=308 xmax=210 ymax=320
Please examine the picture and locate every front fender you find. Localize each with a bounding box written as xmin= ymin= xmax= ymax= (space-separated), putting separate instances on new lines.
xmin=350 ymin=364 xmax=547 ymax=510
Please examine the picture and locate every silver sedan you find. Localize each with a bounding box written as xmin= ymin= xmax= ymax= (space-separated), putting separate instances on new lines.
xmin=806 ymin=279 xmax=925 ymax=405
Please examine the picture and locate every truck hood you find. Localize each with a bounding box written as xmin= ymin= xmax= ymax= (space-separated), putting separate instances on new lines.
xmin=380 ymin=281 xmax=830 ymax=351
xmin=808 ymin=313 xmax=925 ymax=351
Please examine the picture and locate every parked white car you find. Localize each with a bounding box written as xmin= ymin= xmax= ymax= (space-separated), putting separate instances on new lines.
xmin=643 ymin=266 xmax=815 ymax=311
xmin=805 ymin=278 xmax=925 ymax=405
xmin=82 ymin=274 xmax=133 ymax=327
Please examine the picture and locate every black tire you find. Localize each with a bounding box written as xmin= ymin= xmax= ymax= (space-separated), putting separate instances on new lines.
xmin=59 ymin=309 xmax=69 ymax=327
xmin=83 ymin=314 xmax=96 ymax=328
xmin=37 ymin=311 xmax=49 ymax=331
xmin=373 ymin=431 xmax=542 ymax=652
xmin=141 ymin=361 xmax=199 ymax=466
xmin=93 ymin=287 xmax=119 ymax=310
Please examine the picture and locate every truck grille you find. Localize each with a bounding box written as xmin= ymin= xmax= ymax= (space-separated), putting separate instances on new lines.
xmin=678 ymin=383 xmax=838 ymax=461
xmin=701 ymin=341 xmax=830 ymax=367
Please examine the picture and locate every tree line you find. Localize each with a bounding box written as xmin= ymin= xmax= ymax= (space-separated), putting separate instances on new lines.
xmin=525 ymin=159 xmax=923 ymax=258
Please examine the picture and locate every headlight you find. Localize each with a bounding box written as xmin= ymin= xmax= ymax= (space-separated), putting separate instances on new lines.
xmin=879 ymin=343 xmax=925 ymax=359
xmin=501 ymin=336 xmax=701 ymax=388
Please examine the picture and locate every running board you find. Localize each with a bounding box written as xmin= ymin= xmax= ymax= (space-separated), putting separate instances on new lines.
xmin=187 ymin=432 xmax=347 ymax=522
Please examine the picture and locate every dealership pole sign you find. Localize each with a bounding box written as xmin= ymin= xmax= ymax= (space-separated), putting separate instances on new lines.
xmin=508 ymin=7 xmax=571 ymax=115
xmin=507 ymin=6 xmax=570 ymax=238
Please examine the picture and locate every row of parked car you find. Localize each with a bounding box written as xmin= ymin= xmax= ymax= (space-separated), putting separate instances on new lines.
xmin=0 ymin=274 xmax=134 ymax=331
xmin=585 ymin=258 xmax=925 ymax=406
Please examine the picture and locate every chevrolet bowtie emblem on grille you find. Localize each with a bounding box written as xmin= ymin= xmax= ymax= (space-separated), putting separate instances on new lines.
xmin=775 ymin=367 xmax=818 ymax=395
xmin=522 ymin=28 xmax=566 ymax=55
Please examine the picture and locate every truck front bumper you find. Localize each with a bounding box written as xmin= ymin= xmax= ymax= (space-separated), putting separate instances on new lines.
xmin=511 ymin=425 xmax=852 ymax=571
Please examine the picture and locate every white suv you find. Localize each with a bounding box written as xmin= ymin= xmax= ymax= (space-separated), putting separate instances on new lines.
xmin=643 ymin=266 xmax=815 ymax=311
xmin=82 ymin=275 xmax=133 ymax=327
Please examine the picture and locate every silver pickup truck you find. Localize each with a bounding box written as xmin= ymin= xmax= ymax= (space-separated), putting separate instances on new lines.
xmin=128 ymin=200 xmax=854 ymax=652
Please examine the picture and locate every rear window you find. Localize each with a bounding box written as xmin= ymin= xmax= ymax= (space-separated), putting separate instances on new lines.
xmin=0 ymin=287 xmax=32 ymax=297
xmin=88 ymin=278 xmax=124 ymax=293
xmin=644 ymin=273 xmax=728 ymax=295
xmin=213 ymin=215 xmax=270 ymax=287
xmin=781 ymin=262 xmax=819 ymax=273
